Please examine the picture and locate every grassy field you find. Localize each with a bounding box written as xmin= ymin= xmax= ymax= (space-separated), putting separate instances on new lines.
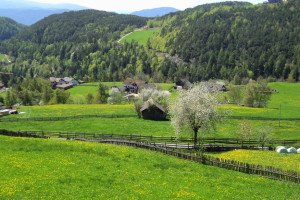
xmin=120 ymin=29 xmax=160 ymax=46
xmin=68 ymin=86 xmax=98 ymax=99
xmin=0 ymin=54 xmax=5 ymax=61
xmin=2 ymin=82 xmax=299 ymax=140
xmin=209 ymin=150 xmax=300 ymax=173
xmin=0 ymin=135 xmax=299 ymax=199
xmin=3 ymin=117 xmax=299 ymax=140
xmin=5 ymin=104 xmax=135 ymax=118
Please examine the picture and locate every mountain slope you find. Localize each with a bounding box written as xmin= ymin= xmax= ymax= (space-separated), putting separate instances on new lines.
xmin=0 ymin=10 xmax=154 ymax=80
xmin=0 ymin=17 xmax=26 ymax=41
xmin=131 ymin=7 xmax=179 ymax=17
xmin=148 ymin=0 xmax=300 ymax=81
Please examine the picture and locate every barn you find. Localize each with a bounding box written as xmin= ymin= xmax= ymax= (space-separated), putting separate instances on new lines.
xmin=140 ymin=99 xmax=166 ymax=121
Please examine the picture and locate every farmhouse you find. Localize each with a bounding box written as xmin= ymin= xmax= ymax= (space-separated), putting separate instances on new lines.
xmin=49 ymin=77 xmax=78 ymax=90
xmin=174 ymin=79 xmax=193 ymax=90
xmin=123 ymin=78 xmax=156 ymax=94
xmin=140 ymin=99 xmax=166 ymax=121
xmin=200 ymin=81 xmax=227 ymax=92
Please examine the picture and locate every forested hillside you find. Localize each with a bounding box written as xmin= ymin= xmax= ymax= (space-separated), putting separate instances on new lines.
xmin=0 ymin=1 xmax=300 ymax=83
xmin=0 ymin=17 xmax=25 ymax=41
xmin=0 ymin=10 xmax=161 ymax=81
xmin=148 ymin=0 xmax=300 ymax=82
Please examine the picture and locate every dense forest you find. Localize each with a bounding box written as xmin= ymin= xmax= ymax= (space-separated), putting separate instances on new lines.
xmin=0 ymin=17 xmax=25 ymax=41
xmin=148 ymin=0 xmax=300 ymax=82
xmin=0 ymin=1 xmax=300 ymax=83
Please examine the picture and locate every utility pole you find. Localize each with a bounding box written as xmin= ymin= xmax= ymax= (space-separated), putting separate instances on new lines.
xmin=279 ymin=104 xmax=281 ymax=127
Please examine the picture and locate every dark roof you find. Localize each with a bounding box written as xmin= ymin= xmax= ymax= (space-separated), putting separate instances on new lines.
xmin=56 ymin=83 xmax=73 ymax=89
xmin=140 ymin=99 xmax=165 ymax=113
xmin=176 ymin=79 xmax=193 ymax=88
xmin=200 ymin=82 xmax=226 ymax=91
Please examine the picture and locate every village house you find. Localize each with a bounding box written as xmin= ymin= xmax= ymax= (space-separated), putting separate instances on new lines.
xmin=200 ymin=81 xmax=227 ymax=92
xmin=174 ymin=79 xmax=193 ymax=90
xmin=49 ymin=77 xmax=78 ymax=90
xmin=140 ymin=99 xmax=166 ymax=121
xmin=123 ymin=78 xmax=156 ymax=94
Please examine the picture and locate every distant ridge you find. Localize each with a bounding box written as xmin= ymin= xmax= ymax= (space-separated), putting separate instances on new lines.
xmin=131 ymin=7 xmax=179 ymax=17
xmin=0 ymin=0 xmax=88 ymax=25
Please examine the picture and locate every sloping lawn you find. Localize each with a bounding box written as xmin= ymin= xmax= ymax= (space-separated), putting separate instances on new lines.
xmin=0 ymin=135 xmax=299 ymax=199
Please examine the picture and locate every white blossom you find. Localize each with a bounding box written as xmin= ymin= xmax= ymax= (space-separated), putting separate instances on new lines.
xmin=170 ymin=84 xmax=221 ymax=145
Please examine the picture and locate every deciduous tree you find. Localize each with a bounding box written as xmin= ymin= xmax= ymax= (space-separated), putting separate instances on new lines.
xmin=170 ymin=84 xmax=221 ymax=147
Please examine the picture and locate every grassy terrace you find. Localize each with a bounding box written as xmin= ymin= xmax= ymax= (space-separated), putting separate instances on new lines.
xmin=120 ymin=28 xmax=160 ymax=46
xmin=1 ymin=82 xmax=299 ymax=139
xmin=0 ymin=54 xmax=5 ymax=61
xmin=0 ymin=135 xmax=299 ymax=199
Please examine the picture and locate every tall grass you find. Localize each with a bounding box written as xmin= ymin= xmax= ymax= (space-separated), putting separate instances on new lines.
xmin=0 ymin=135 xmax=299 ymax=199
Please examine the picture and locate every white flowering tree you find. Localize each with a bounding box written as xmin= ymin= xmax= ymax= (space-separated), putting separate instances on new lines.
xmin=170 ymin=84 xmax=221 ymax=147
xmin=108 ymin=88 xmax=123 ymax=104
xmin=139 ymin=88 xmax=170 ymax=102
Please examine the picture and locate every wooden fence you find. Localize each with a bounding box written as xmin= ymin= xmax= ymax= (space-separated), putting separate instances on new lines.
xmin=0 ymin=130 xmax=299 ymax=148
xmin=0 ymin=129 xmax=298 ymax=184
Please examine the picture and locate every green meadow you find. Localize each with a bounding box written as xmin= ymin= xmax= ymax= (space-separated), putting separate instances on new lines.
xmin=120 ymin=29 xmax=160 ymax=46
xmin=0 ymin=135 xmax=299 ymax=199
xmin=68 ymin=86 xmax=98 ymax=99
xmin=0 ymin=54 xmax=5 ymax=61
xmin=1 ymin=82 xmax=299 ymax=140
xmin=209 ymin=149 xmax=300 ymax=173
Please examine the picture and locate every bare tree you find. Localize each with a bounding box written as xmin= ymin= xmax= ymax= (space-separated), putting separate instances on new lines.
xmin=170 ymin=84 xmax=221 ymax=147
xmin=236 ymin=119 xmax=253 ymax=146
xmin=255 ymin=126 xmax=273 ymax=150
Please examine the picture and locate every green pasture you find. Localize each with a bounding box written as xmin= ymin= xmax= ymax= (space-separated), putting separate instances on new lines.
xmin=1 ymin=82 xmax=299 ymax=140
xmin=0 ymin=54 xmax=5 ymax=61
xmin=3 ymin=115 xmax=299 ymax=140
xmin=209 ymin=150 xmax=300 ymax=173
xmin=155 ymin=83 xmax=174 ymax=90
xmin=3 ymin=117 xmax=172 ymax=136
xmin=120 ymin=29 xmax=160 ymax=46
xmin=5 ymin=104 xmax=135 ymax=118
xmin=68 ymin=86 xmax=98 ymax=99
xmin=221 ymin=82 xmax=300 ymax=119
xmin=0 ymin=135 xmax=299 ymax=199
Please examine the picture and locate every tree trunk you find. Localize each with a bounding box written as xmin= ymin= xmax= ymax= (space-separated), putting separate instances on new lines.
xmin=193 ymin=128 xmax=198 ymax=148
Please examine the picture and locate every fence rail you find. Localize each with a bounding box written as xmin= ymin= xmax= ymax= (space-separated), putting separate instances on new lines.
xmin=0 ymin=130 xmax=299 ymax=147
xmin=1 ymin=130 xmax=297 ymax=184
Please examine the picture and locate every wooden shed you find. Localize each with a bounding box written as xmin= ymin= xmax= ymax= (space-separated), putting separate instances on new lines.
xmin=140 ymin=99 xmax=166 ymax=121
xmin=175 ymin=79 xmax=193 ymax=90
